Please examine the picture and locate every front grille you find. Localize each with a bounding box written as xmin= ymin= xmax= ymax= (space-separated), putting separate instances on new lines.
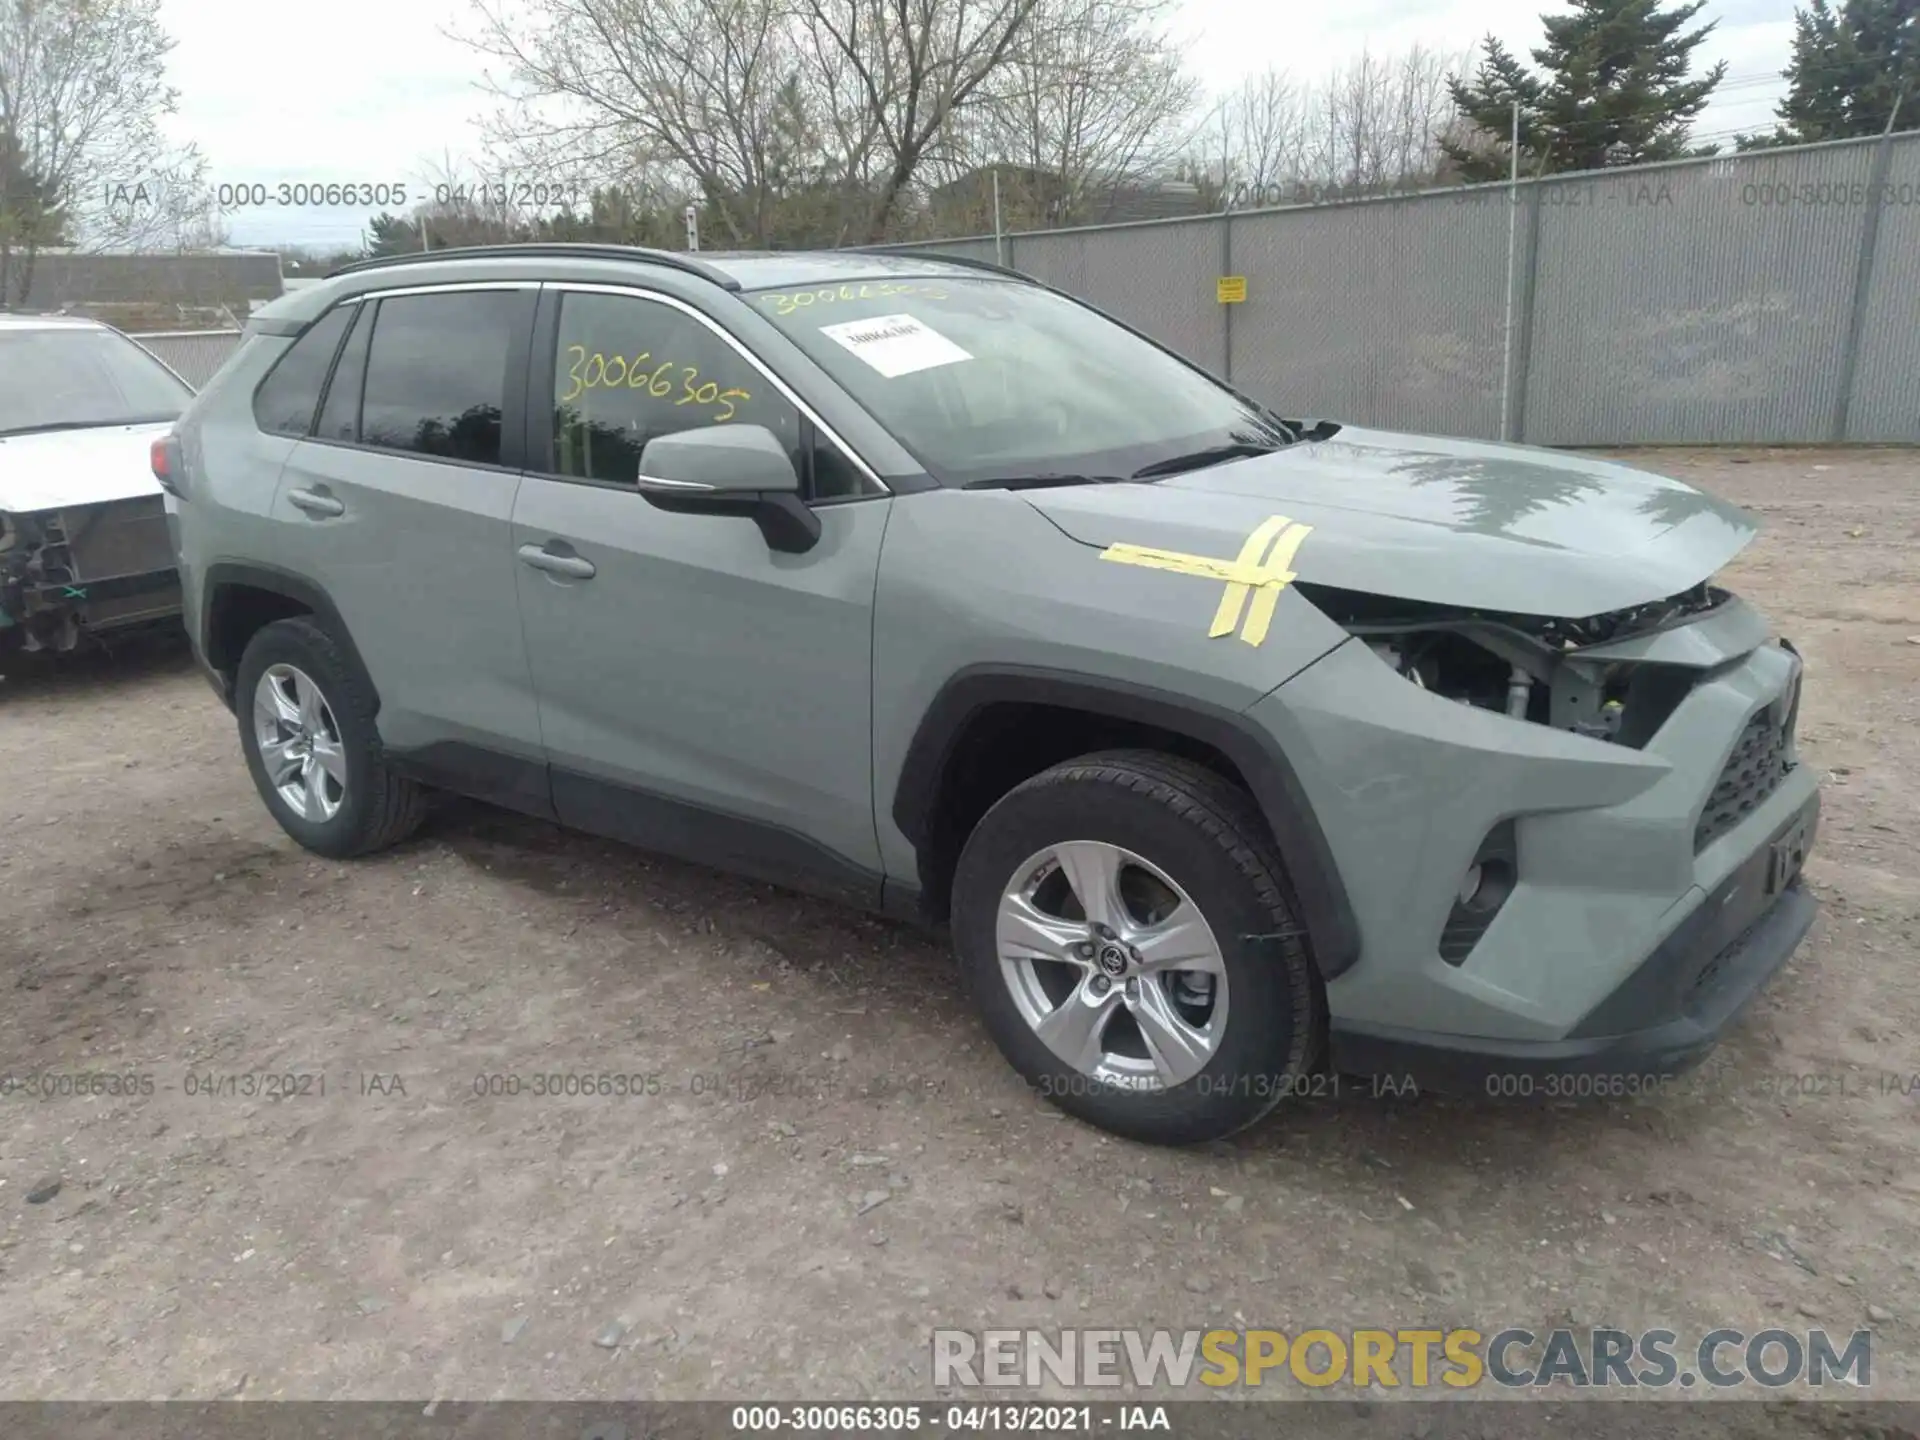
xmin=1695 ymin=709 xmax=1792 ymax=851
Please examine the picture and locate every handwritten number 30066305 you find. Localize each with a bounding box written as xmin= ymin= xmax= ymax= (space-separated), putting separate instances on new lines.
xmin=561 ymin=345 xmax=750 ymax=422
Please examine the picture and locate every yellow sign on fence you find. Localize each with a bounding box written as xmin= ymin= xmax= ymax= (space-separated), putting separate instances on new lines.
xmin=1216 ymin=275 xmax=1248 ymax=304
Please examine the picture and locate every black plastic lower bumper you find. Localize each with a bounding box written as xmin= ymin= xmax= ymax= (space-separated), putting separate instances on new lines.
xmin=1328 ymin=793 xmax=1821 ymax=1098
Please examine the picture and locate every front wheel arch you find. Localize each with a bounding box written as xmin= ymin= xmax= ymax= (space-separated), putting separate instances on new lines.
xmin=890 ymin=665 xmax=1359 ymax=979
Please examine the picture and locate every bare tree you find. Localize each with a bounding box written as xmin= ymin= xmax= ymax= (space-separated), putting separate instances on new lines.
xmin=1188 ymin=67 xmax=1309 ymax=208
xmin=463 ymin=0 xmax=824 ymax=246
xmin=790 ymin=0 xmax=1046 ymax=239
xmin=967 ymin=0 xmax=1197 ymax=227
xmin=1298 ymin=45 xmax=1466 ymax=196
xmin=0 ymin=0 xmax=207 ymax=306
xmin=1193 ymin=44 xmax=1470 ymax=211
xmin=462 ymin=0 xmax=1062 ymax=244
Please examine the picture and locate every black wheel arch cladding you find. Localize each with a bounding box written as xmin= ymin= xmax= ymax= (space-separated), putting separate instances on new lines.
xmin=892 ymin=664 xmax=1360 ymax=979
xmin=202 ymin=562 xmax=382 ymax=720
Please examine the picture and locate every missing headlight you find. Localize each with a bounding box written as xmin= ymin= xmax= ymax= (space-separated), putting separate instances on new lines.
xmin=1365 ymin=632 xmax=1551 ymax=721
xmin=1313 ymin=584 xmax=1711 ymax=749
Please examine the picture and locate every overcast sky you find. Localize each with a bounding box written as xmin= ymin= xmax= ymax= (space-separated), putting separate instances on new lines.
xmin=153 ymin=0 xmax=1798 ymax=250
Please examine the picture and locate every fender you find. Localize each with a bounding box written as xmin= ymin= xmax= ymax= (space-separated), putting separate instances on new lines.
xmin=891 ymin=664 xmax=1361 ymax=978
xmin=200 ymin=561 xmax=379 ymax=717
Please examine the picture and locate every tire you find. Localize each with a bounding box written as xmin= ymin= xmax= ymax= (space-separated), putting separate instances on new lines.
xmin=234 ymin=616 xmax=426 ymax=859
xmin=952 ymin=749 xmax=1324 ymax=1145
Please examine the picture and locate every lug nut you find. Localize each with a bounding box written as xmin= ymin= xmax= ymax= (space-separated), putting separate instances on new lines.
xmin=1089 ymin=975 xmax=1111 ymax=995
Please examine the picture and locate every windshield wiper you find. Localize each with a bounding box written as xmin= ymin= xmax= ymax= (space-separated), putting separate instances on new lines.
xmin=964 ymin=473 xmax=1128 ymax=491
xmin=1131 ymin=441 xmax=1285 ymax=481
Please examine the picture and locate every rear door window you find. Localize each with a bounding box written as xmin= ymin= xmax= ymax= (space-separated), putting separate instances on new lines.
xmin=359 ymin=291 xmax=524 ymax=466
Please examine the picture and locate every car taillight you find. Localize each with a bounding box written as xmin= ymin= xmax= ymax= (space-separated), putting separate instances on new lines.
xmin=151 ymin=434 xmax=185 ymax=498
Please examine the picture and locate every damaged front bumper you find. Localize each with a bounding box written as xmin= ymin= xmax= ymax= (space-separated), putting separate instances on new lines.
xmin=1249 ymin=592 xmax=1821 ymax=1093
xmin=1328 ymin=800 xmax=1818 ymax=1094
xmin=1 ymin=497 xmax=181 ymax=650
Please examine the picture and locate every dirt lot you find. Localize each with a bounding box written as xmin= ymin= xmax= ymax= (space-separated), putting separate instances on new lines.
xmin=1 ymin=447 xmax=1915 ymax=1407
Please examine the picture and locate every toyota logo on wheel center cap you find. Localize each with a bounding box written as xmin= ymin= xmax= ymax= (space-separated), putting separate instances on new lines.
xmin=1096 ymin=943 xmax=1130 ymax=977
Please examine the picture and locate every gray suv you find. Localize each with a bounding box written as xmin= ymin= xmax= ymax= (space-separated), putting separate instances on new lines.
xmin=163 ymin=243 xmax=1819 ymax=1144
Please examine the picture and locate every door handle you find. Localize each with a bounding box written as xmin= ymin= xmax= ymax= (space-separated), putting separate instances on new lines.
xmin=517 ymin=543 xmax=596 ymax=580
xmin=286 ymin=487 xmax=345 ymax=518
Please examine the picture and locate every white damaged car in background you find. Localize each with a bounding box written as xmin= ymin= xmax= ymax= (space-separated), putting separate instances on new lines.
xmin=0 ymin=314 xmax=195 ymax=654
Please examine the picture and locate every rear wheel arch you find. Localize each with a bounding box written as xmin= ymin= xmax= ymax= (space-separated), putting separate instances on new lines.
xmin=890 ymin=665 xmax=1360 ymax=978
xmin=202 ymin=563 xmax=378 ymax=715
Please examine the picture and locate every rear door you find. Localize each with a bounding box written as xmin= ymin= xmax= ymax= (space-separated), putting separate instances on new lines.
xmin=264 ymin=284 xmax=548 ymax=810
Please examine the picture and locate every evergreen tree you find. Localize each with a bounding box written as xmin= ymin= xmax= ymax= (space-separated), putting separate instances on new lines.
xmin=0 ymin=132 xmax=68 ymax=237
xmin=0 ymin=125 xmax=71 ymax=307
xmin=1772 ymin=0 xmax=1917 ymax=142
xmin=1442 ymin=0 xmax=1726 ymax=181
xmin=365 ymin=211 xmax=425 ymax=256
xmin=1441 ymin=38 xmax=1548 ymax=181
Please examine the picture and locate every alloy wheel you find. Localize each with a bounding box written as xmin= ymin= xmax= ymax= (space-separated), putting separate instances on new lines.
xmin=996 ymin=840 xmax=1229 ymax=1091
xmin=252 ymin=662 xmax=347 ymax=823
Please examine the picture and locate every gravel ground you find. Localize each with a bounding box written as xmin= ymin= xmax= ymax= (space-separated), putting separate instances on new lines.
xmin=0 ymin=446 xmax=1915 ymax=1407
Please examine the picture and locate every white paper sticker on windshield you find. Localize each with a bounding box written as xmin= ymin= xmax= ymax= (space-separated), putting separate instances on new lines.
xmin=818 ymin=313 xmax=972 ymax=378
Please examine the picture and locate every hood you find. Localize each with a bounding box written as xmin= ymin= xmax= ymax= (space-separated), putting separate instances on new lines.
xmin=0 ymin=422 xmax=171 ymax=515
xmin=1025 ymin=425 xmax=1757 ymax=618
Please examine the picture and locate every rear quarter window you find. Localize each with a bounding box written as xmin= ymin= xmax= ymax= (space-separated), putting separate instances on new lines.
xmin=252 ymin=304 xmax=356 ymax=437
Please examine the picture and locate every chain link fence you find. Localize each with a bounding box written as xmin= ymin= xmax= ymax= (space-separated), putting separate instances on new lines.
xmin=882 ymin=132 xmax=1920 ymax=447
xmin=132 ymin=330 xmax=247 ymax=390
xmin=115 ymin=134 xmax=1920 ymax=445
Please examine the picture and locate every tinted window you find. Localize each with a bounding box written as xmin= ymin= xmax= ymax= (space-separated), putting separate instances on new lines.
xmin=807 ymin=437 xmax=866 ymax=501
xmin=253 ymin=304 xmax=354 ymax=437
xmin=750 ymin=277 xmax=1290 ymax=487
xmin=361 ymin=292 xmax=520 ymax=464
xmin=551 ymin=293 xmax=801 ymax=489
xmin=315 ymin=303 xmax=371 ymax=443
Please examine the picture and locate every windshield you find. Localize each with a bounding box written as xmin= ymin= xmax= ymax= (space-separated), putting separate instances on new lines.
xmin=0 ymin=327 xmax=196 ymax=437
xmin=747 ymin=276 xmax=1290 ymax=485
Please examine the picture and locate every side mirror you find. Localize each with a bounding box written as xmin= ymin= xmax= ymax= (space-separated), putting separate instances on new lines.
xmin=637 ymin=424 xmax=800 ymax=497
xmin=634 ymin=424 xmax=819 ymax=554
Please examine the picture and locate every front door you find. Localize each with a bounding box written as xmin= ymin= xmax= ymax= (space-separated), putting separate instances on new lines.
xmin=510 ymin=285 xmax=889 ymax=901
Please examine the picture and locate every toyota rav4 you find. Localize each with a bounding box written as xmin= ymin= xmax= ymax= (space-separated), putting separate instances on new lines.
xmin=162 ymin=244 xmax=1820 ymax=1144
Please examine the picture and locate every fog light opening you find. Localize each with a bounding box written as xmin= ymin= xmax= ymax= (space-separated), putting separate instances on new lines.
xmin=1439 ymin=824 xmax=1519 ymax=967
xmin=1458 ymin=857 xmax=1515 ymax=912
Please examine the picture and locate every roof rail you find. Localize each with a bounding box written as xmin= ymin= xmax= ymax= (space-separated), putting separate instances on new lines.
xmin=326 ymin=243 xmax=742 ymax=291
xmin=845 ymin=246 xmax=1032 ymax=283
